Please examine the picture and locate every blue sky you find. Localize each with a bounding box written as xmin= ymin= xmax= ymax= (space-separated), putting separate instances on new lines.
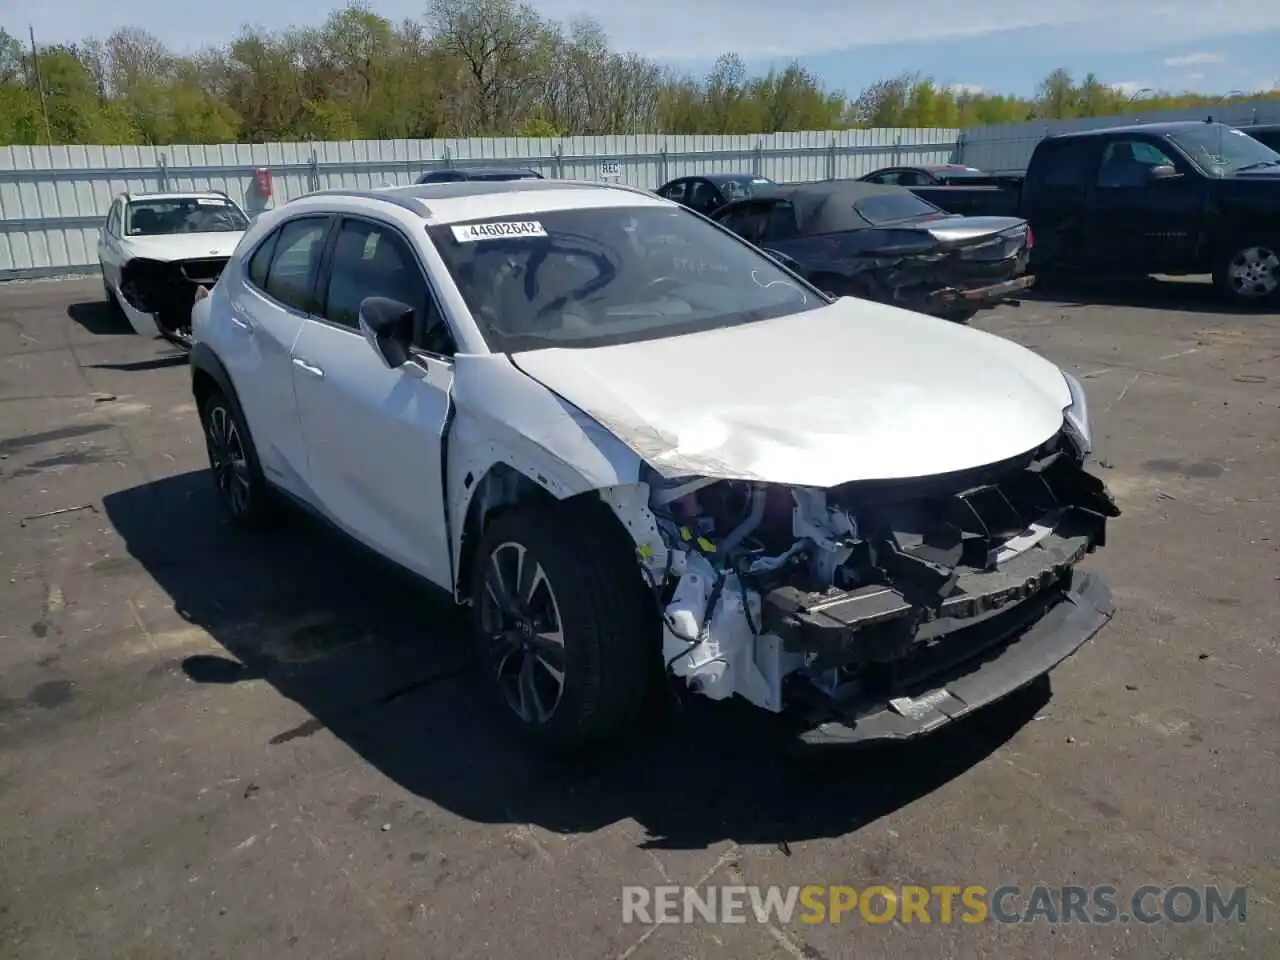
xmin=20 ymin=0 xmax=1280 ymax=98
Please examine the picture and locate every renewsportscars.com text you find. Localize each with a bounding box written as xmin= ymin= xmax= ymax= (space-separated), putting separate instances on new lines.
xmin=622 ymin=884 xmax=1247 ymax=926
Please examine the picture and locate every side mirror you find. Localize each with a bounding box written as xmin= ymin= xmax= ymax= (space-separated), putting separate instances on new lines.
xmin=1147 ymin=164 xmax=1181 ymax=182
xmin=358 ymin=296 xmax=415 ymax=369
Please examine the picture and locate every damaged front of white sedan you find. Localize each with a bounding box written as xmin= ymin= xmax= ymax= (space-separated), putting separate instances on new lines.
xmin=418 ymin=193 xmax=1120 ymax=754
xmin=191 ymin=182 xmax=1118 ymax=755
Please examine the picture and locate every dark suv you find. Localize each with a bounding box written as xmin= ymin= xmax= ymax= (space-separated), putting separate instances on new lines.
xmin=416 ymin=166 xmax=544 ymax=184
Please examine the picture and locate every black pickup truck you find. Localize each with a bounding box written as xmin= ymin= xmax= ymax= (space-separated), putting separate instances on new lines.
xmin=908 ymin=120 xmax=1280 ymax=306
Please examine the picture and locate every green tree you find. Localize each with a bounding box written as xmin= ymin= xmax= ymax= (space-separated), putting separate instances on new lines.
xmin=0 ymin=5 xmax=1277 ymax=146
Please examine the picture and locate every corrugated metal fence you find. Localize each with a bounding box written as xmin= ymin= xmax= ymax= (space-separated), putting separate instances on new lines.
xmin=0 ymin=128 xmax=959 ymax=279
xmin=4 ymin=98 xmax=1280 ymax=279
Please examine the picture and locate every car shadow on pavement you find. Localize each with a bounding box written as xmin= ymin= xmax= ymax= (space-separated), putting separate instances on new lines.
xmin=103 ymin=470 xmax=1050 ymax=851
xmin=67 ymin=300 xmax=135 ymax=336
xmin=1025 ymin=274 xmax=1263 ymax=315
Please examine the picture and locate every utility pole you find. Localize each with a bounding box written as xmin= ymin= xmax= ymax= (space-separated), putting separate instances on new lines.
xmin=28 ymin=25 xmax=54 ymax=146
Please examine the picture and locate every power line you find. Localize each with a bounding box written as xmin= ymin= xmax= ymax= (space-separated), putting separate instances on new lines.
xmin=28 ymin=25 xmax=54 ymax=146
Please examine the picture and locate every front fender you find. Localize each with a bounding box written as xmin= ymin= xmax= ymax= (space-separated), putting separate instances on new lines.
xmin=444 ymin=353 xmax=646 ymax=591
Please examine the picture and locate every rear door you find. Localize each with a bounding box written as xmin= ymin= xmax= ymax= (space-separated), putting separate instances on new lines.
xmin=224 ymin=214 xmax=332 ymax=497
xmin=1021 ymin=137 xmax=1099 ymax=268
xmin=98 ymin=199 xmax=124 ymax=285
xmin=289 ymin=215 xmax=455 ymax=588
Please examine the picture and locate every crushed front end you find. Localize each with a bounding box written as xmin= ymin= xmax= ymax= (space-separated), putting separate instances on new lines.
xmin=119 ymin=257 xmax=229 ymax=345
xmin=638 ymin=432 xmax=1119 ymax=745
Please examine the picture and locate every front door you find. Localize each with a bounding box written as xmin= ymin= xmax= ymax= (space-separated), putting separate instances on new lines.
xmin=290 ymin=215 xmax=455 ymax=589
xmin=1086 ymin=136 xmax=1203 ymax=273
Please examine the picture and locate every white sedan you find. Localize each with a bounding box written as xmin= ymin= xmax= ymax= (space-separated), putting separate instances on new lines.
xmin=188 ymin=178 xmax=1121 ymax=753
xmin=98 ymin=190 xmax=250 ymax=346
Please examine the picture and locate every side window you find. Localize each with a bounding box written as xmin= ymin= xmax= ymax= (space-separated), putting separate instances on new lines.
xmin=721 ymin=203 xmax=768 ymax=243
xmin=105 ymin=201 xmax=119 ymax=236
xmin=762 ymin=201 xmax=799 ymax=241
xmin=247 ymin=229 xmax=279 ymax=290
xmin=867 ymin=171 xmax=899 ymax=185
xmin=661 ymin=181 xmax=688 ymax=203
xmin=1097 ymin=139 xmax=1177 ymax=188
xmin=716 ymin=205 xmax=749 ymax=235
xmin=1037 ymin=141 xmax=1092 ymax=188
xmin=322 ymin=219 xmax=445 ymax=344
xmin=687 ymin=181 xmax=722 ymax=213
xmin=264 ymin=217 xmax=329 ymax=312
xmin=897 ymin=171 xmax=929 ymax=186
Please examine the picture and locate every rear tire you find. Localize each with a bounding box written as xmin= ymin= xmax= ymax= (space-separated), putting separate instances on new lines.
xmin=470 ymin=502 xmax=654 ymax=754
xmin=1214 ymin=239 xmax=1280 ymax=307
xmin=198 ymin=388 xmax=277 ymax=530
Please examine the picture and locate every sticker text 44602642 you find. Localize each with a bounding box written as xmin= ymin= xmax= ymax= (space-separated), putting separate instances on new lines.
xmin=451 ymin=221 xmax=547 ymax=242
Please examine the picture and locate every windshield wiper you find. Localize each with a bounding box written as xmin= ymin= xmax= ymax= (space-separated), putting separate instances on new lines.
xmin=1233 ymin=160 xmax=1280 ymax=172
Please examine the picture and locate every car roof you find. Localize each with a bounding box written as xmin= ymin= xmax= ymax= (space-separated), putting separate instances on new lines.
xmin=297 ymin=179 xmax=670 ymax=225
xmin=125 ymin=191 xmax=234 ymax=202
xmin=422 ymin=166 xmax=541 ymax=179
xmin=701 ymin=172 xmax=774 ymax=184
xmin=1047 ymin=120 xmax=1229 ymax=141
xmin=719 ymin=179 xmax=928 ymax=233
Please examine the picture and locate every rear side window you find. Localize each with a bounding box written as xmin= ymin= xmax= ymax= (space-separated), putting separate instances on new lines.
xmin=1036 ymin=141 xmax=1093 ymax=188
xmin=853 ymin=192 xmax=943 ymax=225
xmin=248 ymin=230 xmax=279 ymax=289
xmin=263 ymin=217 xmax=329 ymax=312
xmin=660 ymin=181 xmax=688 ymax=203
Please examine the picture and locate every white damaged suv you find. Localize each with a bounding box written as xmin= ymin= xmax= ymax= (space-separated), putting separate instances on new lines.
xmin=189 ymin=179 xmax=1120 ymax=752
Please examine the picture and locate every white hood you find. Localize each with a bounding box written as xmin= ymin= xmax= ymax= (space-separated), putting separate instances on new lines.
xmin=511 ymin=298 xmax=1073 ymax=488
xmin=119 ymin=232 xmax=243 ymax=262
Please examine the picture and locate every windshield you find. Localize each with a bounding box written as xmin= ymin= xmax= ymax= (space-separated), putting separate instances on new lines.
xmin=1166 ymin=124 xmax=1280 ymax=176
xmin=853 ymin=192 xmax=945 ymax=225
xmin=716 ymin=176 xmax=777 ymax=203
xmin=124 ymin=197 xmax=248 ymax=236
xmin=426 ymin=205 xmax=820 ymax=352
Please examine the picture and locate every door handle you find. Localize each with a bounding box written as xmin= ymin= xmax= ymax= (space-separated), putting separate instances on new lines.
xmin=230 ymin=315 xmax=255 ymax=334
xmin=292 ymin=357 xmax=325 ymax=379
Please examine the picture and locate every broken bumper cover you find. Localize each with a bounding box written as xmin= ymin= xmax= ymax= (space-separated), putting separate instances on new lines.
xmin=788 ymin=569 xmax=1113 ymax=746
xmin=925 ymin=273 xmax=1035 ymax=312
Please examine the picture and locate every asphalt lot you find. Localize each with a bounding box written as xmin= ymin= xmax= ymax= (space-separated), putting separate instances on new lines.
xmin=1 ymin=275 xmax=1278 ymax=959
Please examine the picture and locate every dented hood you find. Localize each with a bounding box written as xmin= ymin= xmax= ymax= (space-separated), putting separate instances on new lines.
xmin=118 ymin=232 xmax=244 ymax=263
xmin=510 ymin=297 xmax=1073 ymax=488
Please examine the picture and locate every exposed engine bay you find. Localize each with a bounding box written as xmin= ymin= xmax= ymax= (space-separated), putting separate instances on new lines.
xmin=639 ymin=432 xmax=1120 ymax=742
xmin=120 ymin=257 xmax=229 ymax=344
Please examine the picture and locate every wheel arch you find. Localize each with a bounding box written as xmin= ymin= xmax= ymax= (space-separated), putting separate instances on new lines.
xmin=451 ymin=461 xmax=652 ymax=605
xmin=190 ymin=343 xmax=262 ymax=458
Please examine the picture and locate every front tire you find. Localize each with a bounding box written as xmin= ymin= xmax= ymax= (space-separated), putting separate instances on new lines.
xmin=102 ymin=273 xmax=122 ymax=317
xmin=470 ymin=503 xmax=654 ymax=753
xmin=199 ymin=388 xmax=276 ymax=530
xmin=1214 ymin=240 xmax=1280 ymax=307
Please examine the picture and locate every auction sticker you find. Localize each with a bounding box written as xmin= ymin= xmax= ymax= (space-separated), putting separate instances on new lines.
xmin=451 ymin=220 xmax=547 ymax=242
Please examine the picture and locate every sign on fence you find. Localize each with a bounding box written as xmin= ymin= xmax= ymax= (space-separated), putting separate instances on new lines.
xmin=598 ymin=159 xmax=621 ymax=180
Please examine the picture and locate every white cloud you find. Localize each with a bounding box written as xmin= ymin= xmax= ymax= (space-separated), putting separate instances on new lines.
xmin=1109 ymin=81 xmax=1155 ymax=96
xmin=1164 ymin=52 xmax=1225 ymax=67
xmin=947 ymin=83 xmax=987 ymax=95
xmin=527 ymin=0 xmax=1280 ymax=60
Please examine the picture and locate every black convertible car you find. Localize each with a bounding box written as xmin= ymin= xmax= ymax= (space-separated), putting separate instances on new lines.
xmin=709 ymin=180 xmax=1035 ymax=321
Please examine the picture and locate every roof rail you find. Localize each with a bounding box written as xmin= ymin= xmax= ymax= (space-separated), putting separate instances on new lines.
xmin=297 ymin=187 xmax=430 ymax=218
